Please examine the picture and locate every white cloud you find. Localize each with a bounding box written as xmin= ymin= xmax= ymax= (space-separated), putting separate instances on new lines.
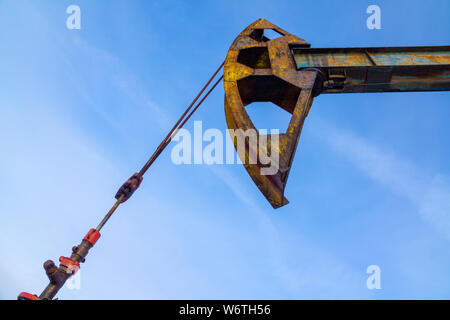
xmin=313 ymin=118 xmax=450 ymax=240
xmin=112 ymin=74 xmax=171 ymax=130
xmin=208 ymin=165 xmax=367 ymax=298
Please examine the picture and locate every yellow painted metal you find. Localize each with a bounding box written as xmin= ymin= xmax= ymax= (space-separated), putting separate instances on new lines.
xmin=224 ymin=19 xmax=317 ymax=208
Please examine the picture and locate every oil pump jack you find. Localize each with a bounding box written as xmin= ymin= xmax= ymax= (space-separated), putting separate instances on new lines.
xmin=18 ymin=19 xmax=450 ymax=300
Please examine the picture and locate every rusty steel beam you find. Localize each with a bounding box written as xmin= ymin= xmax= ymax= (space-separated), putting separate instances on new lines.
xmin=292 ymin=46 xmax=450 ymax=93
xmin=224 ymin=19 xmax=450 ymax=209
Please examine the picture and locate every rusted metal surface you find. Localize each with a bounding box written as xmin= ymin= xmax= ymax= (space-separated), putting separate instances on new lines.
xmin=39 ymin=236 xmax=95 ymax=300
xmin=224 ymin=19 xmax=450 ymax=209
xmin=294 ymin=47 xmax=450 ymax=67
xmin=293 ymin=46 xmax=450 ymax=93
xmin=224 ymin=19 xmax=320 ymax=208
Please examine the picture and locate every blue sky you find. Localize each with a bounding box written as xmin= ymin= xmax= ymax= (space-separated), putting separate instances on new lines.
xmin=0 ymin=0 xmax=449 ymax=299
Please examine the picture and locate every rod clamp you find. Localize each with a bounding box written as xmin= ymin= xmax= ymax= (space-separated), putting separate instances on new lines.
xmin=59 ymin=256 xmax=80 ymax=275
xmin=83 ymin=228 xmax=101 ymax=246
xmin=18 ymin=292 xmax=41 ymax=300
xmin=115 ymin=173 xmax=143 ymax=203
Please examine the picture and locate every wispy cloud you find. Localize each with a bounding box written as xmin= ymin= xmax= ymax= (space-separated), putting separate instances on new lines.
xmin=313 ymin=118 xmax=450 ymax=240
xmin=112 ymin=74 xmax=171 ymax=130
xmin=209 ymin=164 xmax=367 ymax=298
xmin=68 ymin=34 xmax=172 ymax=136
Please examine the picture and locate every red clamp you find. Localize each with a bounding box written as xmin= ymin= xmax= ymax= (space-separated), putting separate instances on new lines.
xmin=115 ymin=173 xmax=143 ymax=203
xmin=83 ymin=228 xmax=101 ymax=246
xmin=18 ymin=292 xmax=41 ymax=300
xmin=59 ymin=256 xmax=80 ymax=274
